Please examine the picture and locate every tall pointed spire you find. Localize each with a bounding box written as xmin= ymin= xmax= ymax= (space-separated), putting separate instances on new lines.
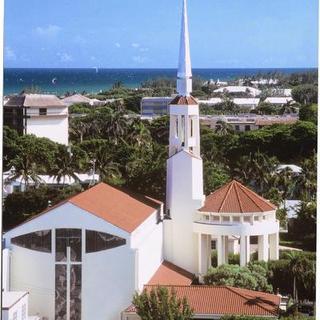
xmin=177 ymin=0 xmax=192 ymax=97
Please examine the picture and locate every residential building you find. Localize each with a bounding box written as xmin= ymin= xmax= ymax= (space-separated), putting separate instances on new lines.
xmin=4 ymin=94 xmax=69 ymax=145
xmin=3 ymin=169 xmax=100 ymax=197
xmin=232 ymin=98 xmax=260 ymax=109
xmin=214 ymin=86 xmax=261 ymax=97
xmin=61 ymin=94 xmax=106 ymax=107
xmin=264 ymin=97 xmax=294 ymax=105
xmin=199 ymin=98 xmax=259 ymax=110
xmin=208 ymin=115 xmax=298 ymax=132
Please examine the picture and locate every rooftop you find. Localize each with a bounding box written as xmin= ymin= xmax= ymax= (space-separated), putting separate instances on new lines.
xmin=24 ymin=94 xmax=65 ymax=108
xmin=170 ymin=95 xmax=198 ymax=105
xmin=68 ymin=183 xmax=162 ymax=233
xmin=200 ymin=180 xmax=276 ymax=214
xmin=148 ymin=260 xmax=194 ymax=286
xmin=10 ymin=183 xmax=162 ymax=234
xmin=125 ymin=286 xmax=280 ymax=317
xmin=2 ymin=291 xmax=28 ymax=310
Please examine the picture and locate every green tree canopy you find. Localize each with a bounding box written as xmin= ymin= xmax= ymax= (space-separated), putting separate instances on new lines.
xmin=132 ymin=286 xmax=193 ymax=320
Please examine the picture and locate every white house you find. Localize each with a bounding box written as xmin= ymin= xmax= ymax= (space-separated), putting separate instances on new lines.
xmin=4 ymin=94 xmax=69 ymax=145
xmin=232 ymin=98 xmax=260 ymax=110
xmin=2 ymin=1 xmax=280 ymax=319
xmin=3 ymin=169 xmax=100 ymax=197
xmin=214 ymin=86 xmax=261 ymax=97
xmin=264 ymin=97 xmax=294 ymax=105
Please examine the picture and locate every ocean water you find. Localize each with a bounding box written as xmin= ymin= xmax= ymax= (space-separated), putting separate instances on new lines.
xmin=4 ymin=68 xmax=316 ymax=96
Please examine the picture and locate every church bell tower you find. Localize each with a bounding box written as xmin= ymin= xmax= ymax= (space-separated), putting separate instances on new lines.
xmin=164 ymin=0 xmax=204 ymax=274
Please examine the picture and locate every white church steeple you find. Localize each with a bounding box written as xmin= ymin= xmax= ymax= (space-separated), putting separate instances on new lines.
xmin=177 ymin=0 xmax=192 ymax=96
xmin=164 ymin=0 xmax=205 ymax=274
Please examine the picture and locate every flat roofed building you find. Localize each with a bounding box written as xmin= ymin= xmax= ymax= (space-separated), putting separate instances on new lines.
xmin=140 ymin=97 xmax=173 ymax=118
xmin=214 ymin=86 xmax=261 ymax=97
xmin=4 ymin=94 xmax=69 ymax=145
xmin=2 ymin=291 xmax=29 ymax=320
xmin=264 ymin=96 xmax=294 ymax=105
xmin=232 ymin=98 xmax=260 ymax=110
xmin=208 ymin=115 xmax=298 ymax=132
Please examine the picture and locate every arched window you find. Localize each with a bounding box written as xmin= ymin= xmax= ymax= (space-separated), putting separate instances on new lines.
xmin=11 ymin=230 xmax=51 ymax=253
xmin=86 ymin=230 xmax=126 ymax=253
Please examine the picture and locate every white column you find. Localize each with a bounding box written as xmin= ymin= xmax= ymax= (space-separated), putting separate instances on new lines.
xmin=207 ymin=236 xmax=212 ymax=269
xmin=224 ymin=236 xmax=229 ymax=264
xmin=2 ymin=248 xmax=10 ymax=291
xmin=246 ymin=235 xmax=251 ymax=263
xmin=269 ymin=233 xmax=279 ymax=260
xmin=240 ymin=235 xmax=246 ymax=266
xmin=258 ymin=234 xmax=269 ymax=262
xmin=217 ymin=236 xmax=223 ymax=266
xmin=198 ymin=233 xmax=202 ymax=275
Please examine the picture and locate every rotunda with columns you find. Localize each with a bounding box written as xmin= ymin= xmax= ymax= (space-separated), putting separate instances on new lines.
xmin=194 ymin=180 xmax=279 ymax=276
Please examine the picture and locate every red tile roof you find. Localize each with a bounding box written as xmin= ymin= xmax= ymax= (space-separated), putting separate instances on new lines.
xmin=69 ymin=183 xmax=162 ymax=233
xmin=170 ymin=95 xmax=198 ymax=105
xmin=148 ymin=261 xmax=194 ymax=286
xmin=8 ymin=183 xmax=162 ymax=234
xmin=126 ymin=286 xmax=280 ymax=317
xmin=200 ymin=180 xmax=276 ymax=214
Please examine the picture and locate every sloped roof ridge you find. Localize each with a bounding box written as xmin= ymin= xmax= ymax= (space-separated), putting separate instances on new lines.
xmin=225 ymin=286 xmax=279 ymax=316
xmin=218 ymin=181 xmax=235 ymax=212
xmin=233 ymin=181 xmax=244 ymax=213
xmin=238 ymin=182 xmax=275 ymax=211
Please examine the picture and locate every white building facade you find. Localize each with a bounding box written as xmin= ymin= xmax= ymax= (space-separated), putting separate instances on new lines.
xmin=3 ymin=184 xmax=164 ymax=320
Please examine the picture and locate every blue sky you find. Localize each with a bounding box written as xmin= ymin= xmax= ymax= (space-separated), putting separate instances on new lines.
xmin=4 ymin=0 xmax=318 ymax=68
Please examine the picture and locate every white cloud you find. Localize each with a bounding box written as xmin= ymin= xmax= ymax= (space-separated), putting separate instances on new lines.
xmin=90 ymin=56 xmax=96 ymax=61
xmin=139 ymin=47 xmax=149 ymax=52
xmin=34 ymin=25 xmax=61 ymax=37
xmin=5 ymin=46 xmax=16 ymax=61
xmin=132 ymin=55 xmax=146 ymax=64
xmin=57 ymin=52 xmax=73 ymax=62
xmin=115 ymin=42 xmax=121 ymax=48
xmin=131 ymin=43 xmax=140 ymax=48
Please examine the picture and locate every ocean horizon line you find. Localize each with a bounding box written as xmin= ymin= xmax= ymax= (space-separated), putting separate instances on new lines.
xmin=4 ymin=67 xmax=318 ymax=71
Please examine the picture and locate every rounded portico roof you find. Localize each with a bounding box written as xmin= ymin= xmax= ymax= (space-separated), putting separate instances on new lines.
xmin=199 ymin=180 xmax=276 ymax=214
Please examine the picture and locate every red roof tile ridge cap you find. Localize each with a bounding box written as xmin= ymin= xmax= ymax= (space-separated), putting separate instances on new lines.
xmin=218 ymin=180 xmax=235 ymax=212
xmin=238 ymin=183 xmax=275 ymax=212
xmin=234 ymin=181 xmax=244 ymax=213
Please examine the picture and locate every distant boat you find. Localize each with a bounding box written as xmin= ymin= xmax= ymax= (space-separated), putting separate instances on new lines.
xmin=93 ymin=67 xmax=99 ymax=74
xmin=52 ymin=77 xmax=57 ymax=84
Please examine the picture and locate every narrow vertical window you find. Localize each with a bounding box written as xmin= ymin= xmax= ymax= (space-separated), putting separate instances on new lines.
xmin=175 ymin=117 xmax=179 ymax=138
xmin=55 ymin=265 xmax=67 ymax=320
xmin=181 ymin=115 xmax=185 ymax=146
xmin=190 ymin=118 xmax=194 ymax=137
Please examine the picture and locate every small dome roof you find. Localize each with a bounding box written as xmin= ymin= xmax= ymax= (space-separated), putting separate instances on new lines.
xmin=199 ymin=180 xmax=276 ymax=214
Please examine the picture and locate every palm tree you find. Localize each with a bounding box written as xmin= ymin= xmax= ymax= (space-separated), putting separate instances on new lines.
xmin=99 ymin=108 xmax=129 ymax=144
xmin=127 ymin=119 xmax=152 ymax=147
xmin=214 ymin=120 xmax=234 ymax=136
xmin=7 ymin=160 xmax=41 ymax=190
xmin=50 ymin=145 xmax=82 ymax=188
xmin=280 ymin=100 xmax=299 ymax=115
xmin=283 ymin=251 xmax=315 ymax=303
